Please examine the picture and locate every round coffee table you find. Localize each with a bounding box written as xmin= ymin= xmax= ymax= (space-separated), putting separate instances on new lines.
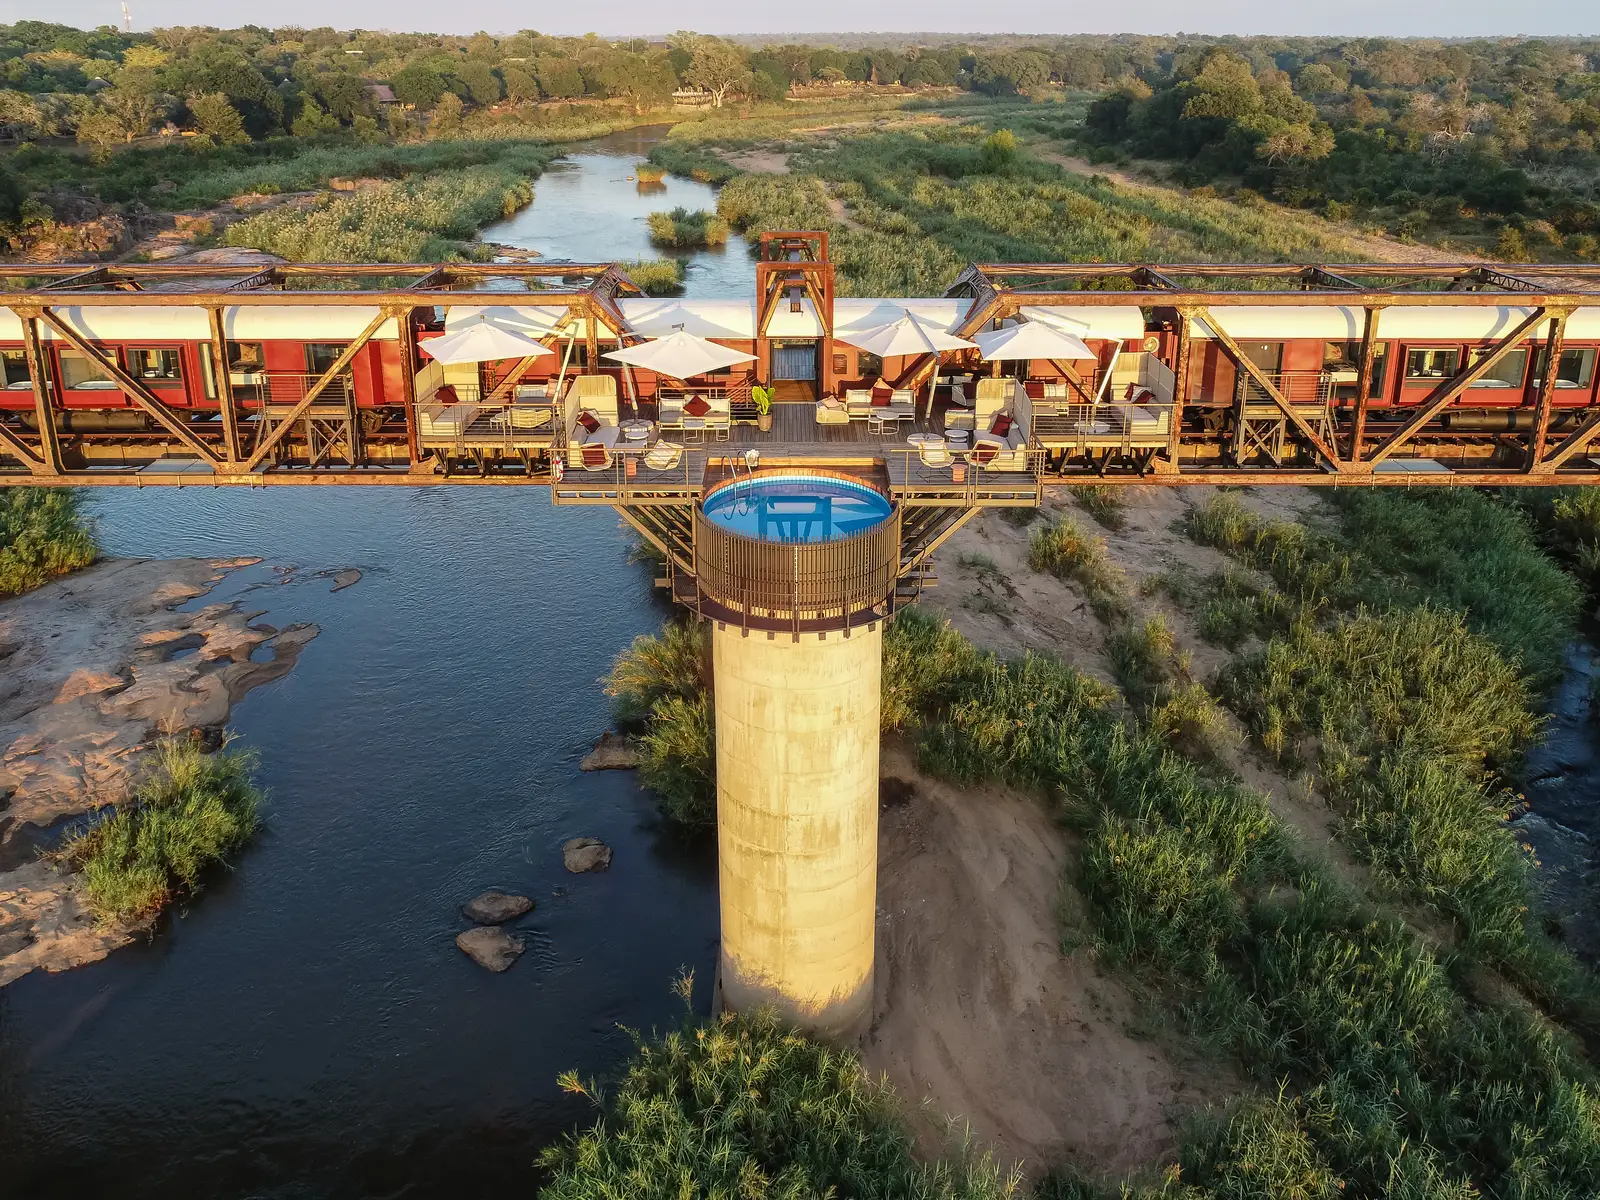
xmin=1075 ymin=420 xmax=1111 ymax=435
xmin=906 ymin=433 xmax=943 ymax=447
xmin=620 ymin=419 xmax=653 ymax=442
xmin=944 ymin=429 xmax=971 ymax=451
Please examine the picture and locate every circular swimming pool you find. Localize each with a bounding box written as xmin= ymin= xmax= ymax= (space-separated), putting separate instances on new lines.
xmin=702 ymin=473 xmax=892 ymax=543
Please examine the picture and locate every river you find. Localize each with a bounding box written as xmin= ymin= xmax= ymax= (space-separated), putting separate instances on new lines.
xmin=0 ymin=128 xmax=744 ymax=1199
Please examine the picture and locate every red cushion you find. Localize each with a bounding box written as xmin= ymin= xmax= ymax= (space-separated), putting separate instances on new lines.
xmin=990 ymin=413 xmax=1013 ymax=438
xmin=582 ymin=444 xmax=608 ymax=466
xmin=576 ymin=409 xmax=600 ymax=434
xmin=871 ymin=391 xmax=891 ymax=407
xmin=684 ymin=396 xmax=711 ymax=417
xmin=1124 ymin=382 xmax=1139 ymax=402
xmin=435 ymin=384 xmax=458 ymax=404
xmin=972 ymin=444 xmax=998 ymax=465
xmin=1024 ymin=381 xmax=1045 ymax=398
xmin=1132 ymin=388 xmax=1156 ymax=405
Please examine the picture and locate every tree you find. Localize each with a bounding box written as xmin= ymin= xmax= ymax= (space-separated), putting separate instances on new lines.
xmin=980 ymin=128 xmax=1019 ymax=172
xmin=391 ymin=62 xmax=451 ymax=109
xmin=1296 ymin=62 xmax=1342 ymax=96
xmin=535 ymin=56 xmax=584 ymax=100
xmin=1182 ymin=53 xmax=1263 ymax=122
xmin=429 ymin=90 xmax=463 ymax=134
xmin=683 ymin=37 xmax=748 ymax=107
xmin=102 ymin=80 xmax=159 ymax=141
xmin=502 ymin=64 xmax=538 ymax=103
xmin=188 ymin=92 xmax=249 ymax=145
xmin=457 ymin=60 xmax=502 ymax=105
xmin=0 ymin=90 xmax=42 ymax=141
xmin=75 ymin=108 xmax=124 ymax=159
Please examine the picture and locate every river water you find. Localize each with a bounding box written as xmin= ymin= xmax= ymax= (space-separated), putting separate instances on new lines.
xmin=0 ymin=129 xmax=745 ymax=1199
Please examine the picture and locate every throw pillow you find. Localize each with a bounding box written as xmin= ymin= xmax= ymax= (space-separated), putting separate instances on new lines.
xmin=972 ymin=444 xmax=998 ymax=465
xmin=871 ymin=391 xmax=891 ymax=408
xmin=684 ymin=396 xmax=711 ymax=418
xmin=576 ymin=409 xmax=600 ymax=434
xmin=1132 ymin=388 xmax=1156 ymax=405
xmin=435 ymin=384 xmax=458 ymax=404
xmin=990 ymin=413 xmax=1013 ymax=438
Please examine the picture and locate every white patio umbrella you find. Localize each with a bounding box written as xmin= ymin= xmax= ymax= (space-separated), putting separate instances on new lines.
xmin=603 ymin=329 xmax=757 ymax=379
xmin=421 ymin=317 xmax=556 ymax=365
xmin=974 ymin=320 xmax=1094 ymax=363
xmin=626 ymin=302 xmax=748 ymax=339
xmin=834 ymin=314 xmax=978 ymax=419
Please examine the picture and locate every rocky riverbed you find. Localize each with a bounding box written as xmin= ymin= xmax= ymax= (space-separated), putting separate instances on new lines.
xmin=0 ymin=557 xmax=319 ymax=986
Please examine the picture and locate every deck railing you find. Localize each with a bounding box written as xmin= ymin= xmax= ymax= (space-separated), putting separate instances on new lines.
xmin=689 ymin=494 xmax=901 ymax=634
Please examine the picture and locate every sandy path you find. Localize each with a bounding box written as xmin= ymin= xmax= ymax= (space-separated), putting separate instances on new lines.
xmin=865 ymin=744 xmax=1227 ymax=1180
xmin=0 ymin=557 xmax=322 ymax=986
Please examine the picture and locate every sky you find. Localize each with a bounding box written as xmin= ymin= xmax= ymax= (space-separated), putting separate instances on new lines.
xmin=8 ymin=0 xmax=1598 ymax=39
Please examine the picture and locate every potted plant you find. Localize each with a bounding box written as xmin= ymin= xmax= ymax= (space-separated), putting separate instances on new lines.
xmin=753 ymin=384 xmax=774 ymax=432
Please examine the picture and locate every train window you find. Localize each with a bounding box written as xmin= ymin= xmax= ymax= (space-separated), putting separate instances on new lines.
xmin=1533 ymin=347 xmax=1598 ymax=390
xmin=58 ymin=347 xmax=118 ymax=389
xmin=1 ymin=349 xmax=30 ymax=390
xmin=1468 ymin=346 xmax=1529 ymax=389
xmin=305 ymin=343 xmax=349 ymax=375
xmin=1322 ymin=342 xmax=1388 ymax=399
xmin=1239 ymin=341 xmax=1282 ymax=372
xmin=228 ymin=342 xmax=265 ymax=373
xmin=1404 ymin=348 xmax=1461 ymax=381
xmin=129 ymin=348 xmax=183 ymax=383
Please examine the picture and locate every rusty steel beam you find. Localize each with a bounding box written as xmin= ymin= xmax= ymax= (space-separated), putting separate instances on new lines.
xmin=1134 ymin=267 xmax=1179 ymax=290
xmin=31 ymin=306 xmax=223 ymax=465
xmin=225 ymin=267 xmax=280 ymax=292
xmin=243 ymin=308 xmax=393 ymax=472
xmin=1367 ymin=308 xmax=1555 ymax=466
xmin=406 ymin=266 xmax=452 ymax=291
xmin=1303 ymin=266 xmax=1363 ymax=291
xmin=1350 ymin=308 xmax=1382 ymax=462
xmin=18 ymin=313 xmax=59 ymax=474
xmin=1168 ymin=322 xmax=1190 ymax=467
xmin=207 ymin=307 xmax=242 ymax=462
xmin=1188 ymin=306 xmax=1344 ymax=469
xmin=1541 ymin=408 xmax=1600 ymax=471
xmin=1527 ymin=312 xmax=1569 ymax=474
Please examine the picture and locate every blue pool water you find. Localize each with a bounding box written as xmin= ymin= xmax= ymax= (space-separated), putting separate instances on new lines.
xmin=702 ymin=475 xmax=892 ymax=543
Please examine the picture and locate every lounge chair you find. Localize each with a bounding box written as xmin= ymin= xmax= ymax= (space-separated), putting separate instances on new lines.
xmin=643 ymin=440 xmax=683 ymax=470
xmin=973 ymin=406 xmax=1030 ymax=472
xmin=563 ymin=374 xmax=621 ymax=468
xmin=815 ymin=396 xmax=850 ymax=426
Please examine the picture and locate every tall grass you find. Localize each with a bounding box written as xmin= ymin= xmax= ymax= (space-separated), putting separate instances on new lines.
xmin=59 ymin=739 xmax=262 ymax=923
xmin=715 ymin=118 xmax=1382 ymax=297
xmin=617 ymin=257 xmax=685 ymax=296
xmin=1190 ymin=490 xmax=1590 ymax=1005
xmin=605 ymin=621 xmax=715 ymax=827
xmin=1027 ymin=515 xmax=1129 ymax=622
xmin=883 ymin=608 xmax=1600 ymax=1199
xmin=224 ymin=164 xmax=537 ymax=262
xmin=645 ymin=206 xmax=730 ymax=248
xmin=0 ymin=487 xmax=97 ymax=597
xmin=539 ymin=976 xmax=1019 ymax=1199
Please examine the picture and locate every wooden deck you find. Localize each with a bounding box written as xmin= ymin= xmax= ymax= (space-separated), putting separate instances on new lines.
xmin=553 ymin=400 xmax=1038 ymax=506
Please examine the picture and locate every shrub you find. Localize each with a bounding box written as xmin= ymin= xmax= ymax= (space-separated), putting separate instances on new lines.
xmin=606 ymin=621 xmax=715 ymax=828
xmin=618 ymin=257 xmax=685 ymax=296
xmin=645 ymin=206 xmax=730 ymax=248
xmin=604 ymin=621 xmax=707 ymax=728
xmin=633 ymin=162 xmax=666 ymax=183
xmin=538 ymin=983 xmax=1018 ymax=1199
xmin=1027 ymin=515 xmax=1129 ymax=621
xmin=1067 ymin=483 xmax=1126 ymax=530
xmin=0 ymin=487 xmax=97 ymax=596
xmin=59 ymin=739 xmax=262 ymax=922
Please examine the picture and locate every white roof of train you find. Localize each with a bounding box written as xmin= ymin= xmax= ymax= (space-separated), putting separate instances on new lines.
xmin=1194 ymin=305 xmax=1600 ymax=342
xmin=0 ymin=307 xmax=402 ymax=342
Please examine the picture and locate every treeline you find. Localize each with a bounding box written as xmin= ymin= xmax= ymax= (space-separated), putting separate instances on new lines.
xmin=0 ymin=20 xmax=1096 ymax=155
xmin=1077 ymin=37 xmax=1600 ymax=260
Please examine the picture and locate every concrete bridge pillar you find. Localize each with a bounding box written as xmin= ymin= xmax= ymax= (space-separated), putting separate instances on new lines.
xmin=711 ymin=623 xmax=881 ymax=1041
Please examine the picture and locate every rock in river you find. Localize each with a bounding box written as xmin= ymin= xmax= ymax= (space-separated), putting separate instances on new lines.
xmin=455 ymin=926 xmax=526 ymax=972
xmin=461 ymin=890 xmax=534 ymax=925
xmin=579 ymin=732 xmax=640 ymax=771
xmin=563 ymin=837 xmax=613 ymax=873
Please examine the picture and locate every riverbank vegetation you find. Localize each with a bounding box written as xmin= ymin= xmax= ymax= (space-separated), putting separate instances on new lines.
xmin=0 ymin=487 xmax=97 ymax=597
xmin=538 ymin=975 xmax=1017 ymax=1199
xmin=58 ymin=738 xmax=263 ymax=922
xmin=605 ymin=621 xmax=715 ymax=828
xmin=881 ymin=594 xmax=1600 ymax=1198
xmin=618 ymin=257 xmax=685 ymax=296
xmin=222 ymin=151 xmax=548 ymax=261
xmin=645 ymin=206 xmax=729 ymax=249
